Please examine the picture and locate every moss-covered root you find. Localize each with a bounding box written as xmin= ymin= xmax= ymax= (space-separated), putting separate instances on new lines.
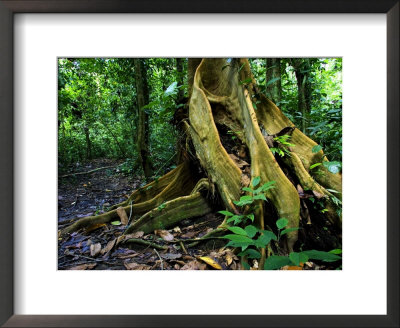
xmin=108 ymin=163 xmax=186 ymax=211
xmin=124 ymin=192 xmax=212 ymax=235
xmin=60 ymin=162 xmax=196 ymax=238
xmin=60 ymin=209 xmax=119 ymax=237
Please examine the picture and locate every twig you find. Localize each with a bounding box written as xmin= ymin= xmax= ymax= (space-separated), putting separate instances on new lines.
xmin=179 ymin=241 xmax=188 ymax=254
xmin=153 ymin=248 xmax=164 ymax=270
xmin=124 ymin=238 xmax=168 ymax=250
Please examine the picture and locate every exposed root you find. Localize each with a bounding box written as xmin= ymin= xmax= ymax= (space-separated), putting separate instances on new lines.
xmin=60 ymin=161 xmax=198 ymax=237
xmin=124 ymin=191 xmax=212 ymax=234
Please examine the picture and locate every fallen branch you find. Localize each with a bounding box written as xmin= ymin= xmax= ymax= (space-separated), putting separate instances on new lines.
xmin=59 ymin=165 xmax=117 ymax=178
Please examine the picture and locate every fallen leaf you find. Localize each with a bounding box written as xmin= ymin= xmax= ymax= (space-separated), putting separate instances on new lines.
xmin=161 ymin=253 xmax=182 ymax=260
xmin=240 ymin=174 xmax=251 ymax=188
xmin=198 ymin=256 xmax=222 ymax=270
xmin=154 ymin=229 xmax=174 ymax=241
xmin=105 ymin=189 xmax=112 ymax=192
xmin=90 ymin=243 xmax=101 ymax=257
xmin=180 ymin=231 xmax=197 ymax=239
xmin=100 ymin=239 xmax=117 ymax=256
xmin=85 ymin=223 xmax=106 ymax=233
xmin=116 ymin=231 xmax=145 ymax=245
xmin=111 ymin=221 xmax=121 ymax=226
xmin=312 ymin=190 xmax=324 ymax=199
xmin=124 ymin=262 xmax=150 ymax=270
xmin=181 ymin=260 xmax=207 ymax=270
xmin=116 ymin=207 xmax=129 ymax=225
xmin=69 ymin=263 xmax=96 ymax=270
xmin=228 ymin=154 xmax=249 ymax=169
xmin=173 ymin=226 xmax=182 ymax=233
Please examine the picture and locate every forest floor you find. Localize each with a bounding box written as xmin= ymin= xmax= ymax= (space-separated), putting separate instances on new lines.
xmin=58 ymin=158 xmax=340 ymax=270
xmin=58 ymin=158 xmax=237 ymax=270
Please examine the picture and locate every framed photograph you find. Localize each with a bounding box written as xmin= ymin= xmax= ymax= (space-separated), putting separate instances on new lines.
xmin=1 ymin=1 xmax=398 ymax=327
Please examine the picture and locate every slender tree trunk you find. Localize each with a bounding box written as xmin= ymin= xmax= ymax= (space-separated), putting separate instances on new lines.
xmin=83 ymin=125 xmax=92 ymax=159
xmin=291 ymin=59 xmax=312 ymax=133
xmin=176 ymin=58 xmax=184 ymax=101
xmin=265 ymin=58 xmax=282 ymax=104
xmin=134 ymin=59 xmax=154 ymax=179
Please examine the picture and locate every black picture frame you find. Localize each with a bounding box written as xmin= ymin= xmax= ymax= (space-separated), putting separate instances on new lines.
xmin=0 ymin=1 xmax=398 ymax=327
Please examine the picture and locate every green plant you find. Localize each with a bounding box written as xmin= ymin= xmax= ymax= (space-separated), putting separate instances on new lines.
xmin=218 ymin=176 xmax=341 ymax=270
xmin=270 ymin=134 xmax=294 ymax=157
xmin=310 ymin=144 xmax=342 ymax=174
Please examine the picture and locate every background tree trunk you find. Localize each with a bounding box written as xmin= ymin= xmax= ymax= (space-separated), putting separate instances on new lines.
xmin=83 ymin=125 xmax=92 ymax=159
xmin=134 ymin=58 xmax=154 ymax=178
xmin=265 ymin=58 xmax=282 ymax=105
xmin=291 ymin=59 xmax=312 ymax=133
xmin=176 ymin=58 xmax=184 ymax=101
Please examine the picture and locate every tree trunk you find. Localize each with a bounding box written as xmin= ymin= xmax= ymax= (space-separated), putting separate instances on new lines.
xmin=265 ymin=58 xmax=282 ymax=104
xmin=176 ymin=58 xmax=184 ymax=101
xmin=83 ymin=125 xmax=92 ymax=159
xmin=291 ymin=59 xmax=312 ymax=133
xmin=134 ymin=59 xmax=154 ymax=178
xmin=61 ymin=58 xmax=341 ymax=263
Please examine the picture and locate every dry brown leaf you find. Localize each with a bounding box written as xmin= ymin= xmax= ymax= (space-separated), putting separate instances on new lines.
xmin=154 ymin=229 xmax=174 ymax=241
xmin=100 ymin=239 xmax=117 ymax=256
xmin=124 ymin=262 xmax=151 ymax=270
xmin=240 ymin=174 xmax=251 ymax=188
xmin=116 ymin=231 xmax=144 ymax=245
xmin=69 ymin=263 xmax=96 ymax=270
xmin=312 ymin=190 xmax=324 ymax=199
xmin=90 ymin=243 xmax=101 ymax=257
xmin=116 ymin=206 xmax=129 ymax=225
xmin=173 ymin=226 xmax=181 ymax=233
xmin=181 ymin=260 xmax=207 ymax=270
xmin=180 ymin=231 xmax=197 ymax=239
xmin=228 ymin=154 xmax=249 ymax=169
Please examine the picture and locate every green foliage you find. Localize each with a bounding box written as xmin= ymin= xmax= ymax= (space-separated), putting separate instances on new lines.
xmin=270 ymin=135 xmax=294 ymax=157
xmin=220 ymin=181 xmax=341 ymax=270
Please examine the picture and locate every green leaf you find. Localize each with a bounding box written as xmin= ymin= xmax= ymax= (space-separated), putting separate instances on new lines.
xmin=312 ymin=145 xmax=323 ymax=153
xmin=237 ymin=63 xmax=245 ymax=73
xmin=301 ymin=250 xmax=341 ymax=262
xmin=111 ymin=221 xmax=121 ymax=226
xmin=254 ymin=181 xmax=276 ymax=193
xmin=281 ymin=227 xmax=300 ymax=236
xmin=242 ymin=261 xmax=251 ymax=270
xmin=252 ymin=176 xmax=261 ymax=188
xmin=265 ymin=77 xmax=281 ymax=87
xmin=264 ymin=255 xmax=292 ymax=270
xmin=227 ymin=215 xmax=243 ymax=225
xmin=246 ymin=213 xmax=255 ymax=222
xmin=226 ymin=240 xmax=250 ymax=250
xmin=253 ymin=194 xmax=267 ymax=201
xmin=310 ymin=163 xmax=322 ymax=170
xmin=164 ymin=82 xmax=178 ymax=96
xmin=238 ymin=248 xmax=261 ymax=259
xmin=222 ymin=234 xmax=254 ymax=244
xmin=218 ymin=210 xmax=233 ymax=217
xmin=242 ymin=187 xmax=254 ymax=193
xmin=240 ymin=77 xmax=253 ymax=85
xmin=323 ymin=161 xmax=341 ymax=174
xmin=244 ymin=225 xmax=258 ymax=238
xmin=255 ymin=230 xmax=277 ymax=247
xmin=227 ymin=226 xmax=247 ymax=236
xmin=329 ymin=249 xmax=342 ymax=255
xmin=289 ymin=252 xmax=309 ymax=266
xmin=276 ymin=218 xmax=289 ymax=230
